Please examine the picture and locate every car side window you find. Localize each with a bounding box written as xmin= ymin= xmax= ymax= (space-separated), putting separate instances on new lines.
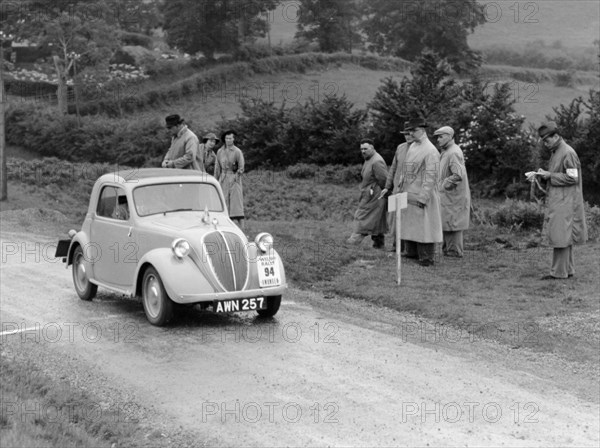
xmin=97 ymin=186 xmax=130 ymax=221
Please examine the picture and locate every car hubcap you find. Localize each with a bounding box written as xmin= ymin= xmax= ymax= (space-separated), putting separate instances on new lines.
xmin=75 ymin=255 xmax=88 ymax=290
xmin=144 ymin=275 xmax=161 ymax=318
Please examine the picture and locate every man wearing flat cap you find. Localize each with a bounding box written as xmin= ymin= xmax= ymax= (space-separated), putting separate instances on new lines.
xmin=531 ymin=121 xmax=587 ymax=280
xmin=197 ymin=132 xmax=220 ymax=175
xmin=347 ymin=139 xmax=389 ymax=249
xmin=378 ymin=123 xmax=416 ymax=252
xmin=162 ymin=114 xmax=200 ymax=170
xmin=215 ymin=130 xmax=246 ymax=230
xmin=398 ymin=119 xmax=442 ymax=266
xmin=434 ymin=125 xmax=471 ymax=258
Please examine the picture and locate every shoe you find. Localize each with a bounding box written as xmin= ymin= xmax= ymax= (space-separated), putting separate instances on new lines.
xmin=540 ymin=274 xmax=559 ymax=280
xmin=568 ymin=274 xmax=574 ymax=278
xmin=401 ymin=253 xmax=418 ymax=259
xmin=444 ymin=252 xmax=463 ymax=258
xmin=419 ymin=259 xmax=434 ymax=267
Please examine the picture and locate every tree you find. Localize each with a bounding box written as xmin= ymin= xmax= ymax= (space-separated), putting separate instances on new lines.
xmin=362 ymin=0 xmax=486 ymax=71
xmin=0 ymin=0 xmax=120 ymax=114
xmin=295 ymin=0 xmax=361 ymax=53
xmin=547 ymin=89 xmax=600 ymax=204
xmin=367 ymin=51 xmax=462 ymax=157
xmin=161 ymin=0 xmax=278 ymax=59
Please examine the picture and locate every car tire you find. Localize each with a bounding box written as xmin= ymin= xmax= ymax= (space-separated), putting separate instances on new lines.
xmin=256 ymin=295 xmax=281 ymax=317
xmin=141 ymin=266 xmax=174 ymax=326
xmin=72 ymin=245 xmax=97 ymax=301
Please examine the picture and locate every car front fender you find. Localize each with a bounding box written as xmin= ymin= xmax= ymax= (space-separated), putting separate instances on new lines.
xmin=134 ymin=248 xmax=215 ymax=303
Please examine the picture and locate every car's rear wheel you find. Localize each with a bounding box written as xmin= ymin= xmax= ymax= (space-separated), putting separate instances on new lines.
xmin=257 ymin=295 xmax=281 ymax=317
xmin=72 ymin=245 xmax=97 ymax=301
xmin=141 ymin=266 xmax=174 ymax=326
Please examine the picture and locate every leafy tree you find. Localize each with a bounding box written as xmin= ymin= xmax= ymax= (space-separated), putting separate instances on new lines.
xmin=367 ymin=51 xmax=462 ymax=158
xmin=295 ymin=0 xmax=361 ymax=53
xmin=218 ymin=94 xmax=367 ymax=168
xmin=161 ymin=0 xmax=278 ymax=59
xmin=546 ymin=89 xmax=600 ymax=204
xmin=0 ymin=0 xmax=120 ymax=114
xmin=362 ymin=0 xmax=486 ymax=71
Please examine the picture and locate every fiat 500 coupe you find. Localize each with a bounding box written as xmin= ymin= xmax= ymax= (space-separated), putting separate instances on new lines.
xmin=55 ymin=169 xmax=287 ymax=326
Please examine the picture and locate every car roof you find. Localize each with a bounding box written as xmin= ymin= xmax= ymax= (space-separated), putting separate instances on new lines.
xmin=96 ymin=168 xmax=218 ymax=188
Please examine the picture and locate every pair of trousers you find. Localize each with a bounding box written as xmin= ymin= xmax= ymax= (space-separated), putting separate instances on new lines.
xmin=404 ymin=241 xmax=435 ymax=262
xmin=443 ymin=230 xmax=463 ymax=257
xmin=550 ymin=246 xmax=574 ymax=278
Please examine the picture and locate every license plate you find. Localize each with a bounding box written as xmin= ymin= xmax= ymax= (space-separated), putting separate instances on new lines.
xmin=257 ymin=254 xmax=281 ymax=287
xmin=214 ymin=297 xmax=266 ymax=313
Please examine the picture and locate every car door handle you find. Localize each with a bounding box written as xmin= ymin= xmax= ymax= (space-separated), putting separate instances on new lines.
xmin=128 ymin=227 xmax=133 ymax=237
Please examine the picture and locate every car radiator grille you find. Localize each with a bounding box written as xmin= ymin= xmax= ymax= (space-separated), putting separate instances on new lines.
xmin=203 ymin=231 xmax=249 ymax=292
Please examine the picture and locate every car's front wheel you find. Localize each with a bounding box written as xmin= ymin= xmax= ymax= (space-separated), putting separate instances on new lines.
xmin=141 ymin=266 xmax=174 ymax=326
xmin=257 ymin=295 xmax=281 ymax=317
xmin=72 ymin=245 xmax=97 ymax=301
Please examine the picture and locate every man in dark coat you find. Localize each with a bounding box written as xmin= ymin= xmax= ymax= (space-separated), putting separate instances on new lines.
xmin=347 ymin=139 xmax=388 ymax=249
xmin=533 ymin=121 xmax=587 ymax=279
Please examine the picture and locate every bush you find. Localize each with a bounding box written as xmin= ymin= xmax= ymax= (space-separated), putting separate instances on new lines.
xmin=585 ymin=202 xmax=600 ymax=242
xmin=6 ymin=104 xmax=169 ymax=165
xmin=490 ymin=199 xmax=545 ymax=230
xmin=219 ymin=94 xmax=367 ymax=169
xmin=119 ymin=32 xmax=154 ymax=49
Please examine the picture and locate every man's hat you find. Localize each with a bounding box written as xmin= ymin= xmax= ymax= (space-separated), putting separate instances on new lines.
xmin=538 ymin=121 xmax=558 ymax=138
xmin=403 ymin=118 xmax=428 ymax=132
xmin=165 ymin=114 xmax=184 ymax=128
xmin=433 ymin=126 xmax=455 ymax=138
xmin=221 ymin=129 xmax=237 ymax=142
xmin=202 ymin=132 xmax=220 ymax=144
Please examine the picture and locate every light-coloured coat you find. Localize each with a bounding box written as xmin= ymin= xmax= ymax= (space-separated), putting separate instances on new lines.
xmin=438 ymin=143 xmax=471 ymax=231
xmin=542 ymin=138 xmax=587 ymax=247
xmin=385 ymin=142 xmax=411 ymax=193
xmin=399 ymin=137 xmax=443 ymax=243
xmin=214 ymin=145 xmax=245 ymax=218
xmin=163 ymin=126 xmax=200 ymax=170
xmin=353 ymin=152 xmax=388 ymax=234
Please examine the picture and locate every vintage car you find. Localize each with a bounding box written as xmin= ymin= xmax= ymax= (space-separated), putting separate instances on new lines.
xmin=55 ymin=168 xmax=287 ymax=326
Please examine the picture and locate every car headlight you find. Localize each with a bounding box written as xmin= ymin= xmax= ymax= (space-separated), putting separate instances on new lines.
xmin=172 ymin=238 xmax=191 ymax=258
xmin=255 ymin=232 xmax=274 ymax=253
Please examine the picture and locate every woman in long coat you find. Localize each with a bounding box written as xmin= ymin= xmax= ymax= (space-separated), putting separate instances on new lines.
xmin=214 ymin=130 xmax=245 ymax=230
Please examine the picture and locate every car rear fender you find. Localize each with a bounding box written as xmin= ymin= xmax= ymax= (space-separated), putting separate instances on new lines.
xmin=66 ymin=233 xmax=94 ymax=267
xmin=134 ymin=248 xmax=214 ymax=303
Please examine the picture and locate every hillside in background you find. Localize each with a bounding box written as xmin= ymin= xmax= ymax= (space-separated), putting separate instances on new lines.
xmin=263 ymin=1 xmax=600 ymax=52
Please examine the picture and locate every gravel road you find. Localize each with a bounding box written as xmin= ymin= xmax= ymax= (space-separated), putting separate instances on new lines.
xmin=1 ymin=215 xmax=599 ymax=447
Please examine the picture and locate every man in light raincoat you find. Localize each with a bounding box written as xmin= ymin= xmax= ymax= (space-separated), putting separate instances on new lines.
xmin=347 ymin=139 xmax=389 ymax=249
xmin=378 ymin=125 xmax=415 ymax=252
xmin=434 ymin=126 xmax=471 ymax=258
xmin=532 ymin=122 xmax=587 ymax=279
xmin=399 ymin=119 xmax=442 ymax=266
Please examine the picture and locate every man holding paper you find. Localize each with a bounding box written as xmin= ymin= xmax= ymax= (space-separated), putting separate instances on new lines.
xmin=530 ymin=121 xmax=587 ymax=280
xmin=397 ymin=119 xmax=442 ymax=266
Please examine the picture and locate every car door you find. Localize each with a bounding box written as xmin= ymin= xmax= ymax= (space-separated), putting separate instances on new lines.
xmin=90 ymin=185 xmax=138 ymax=290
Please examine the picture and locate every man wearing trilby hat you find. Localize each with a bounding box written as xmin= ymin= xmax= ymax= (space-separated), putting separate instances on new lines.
xmin=397 ymin=118 xmax=442 ymax=266
xmin=527 ymin=121 xmax=587 ymax=280
xmin=161 ymin=114 xmax=200 ymax=170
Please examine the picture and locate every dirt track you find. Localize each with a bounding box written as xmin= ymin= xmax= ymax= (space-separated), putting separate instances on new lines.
xmin=1 ymin=220 xmax=599 ymax=447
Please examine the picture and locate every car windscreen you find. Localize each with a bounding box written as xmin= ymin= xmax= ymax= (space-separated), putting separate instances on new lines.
xmin=133 ymin=182 xmax=224 ymax=216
